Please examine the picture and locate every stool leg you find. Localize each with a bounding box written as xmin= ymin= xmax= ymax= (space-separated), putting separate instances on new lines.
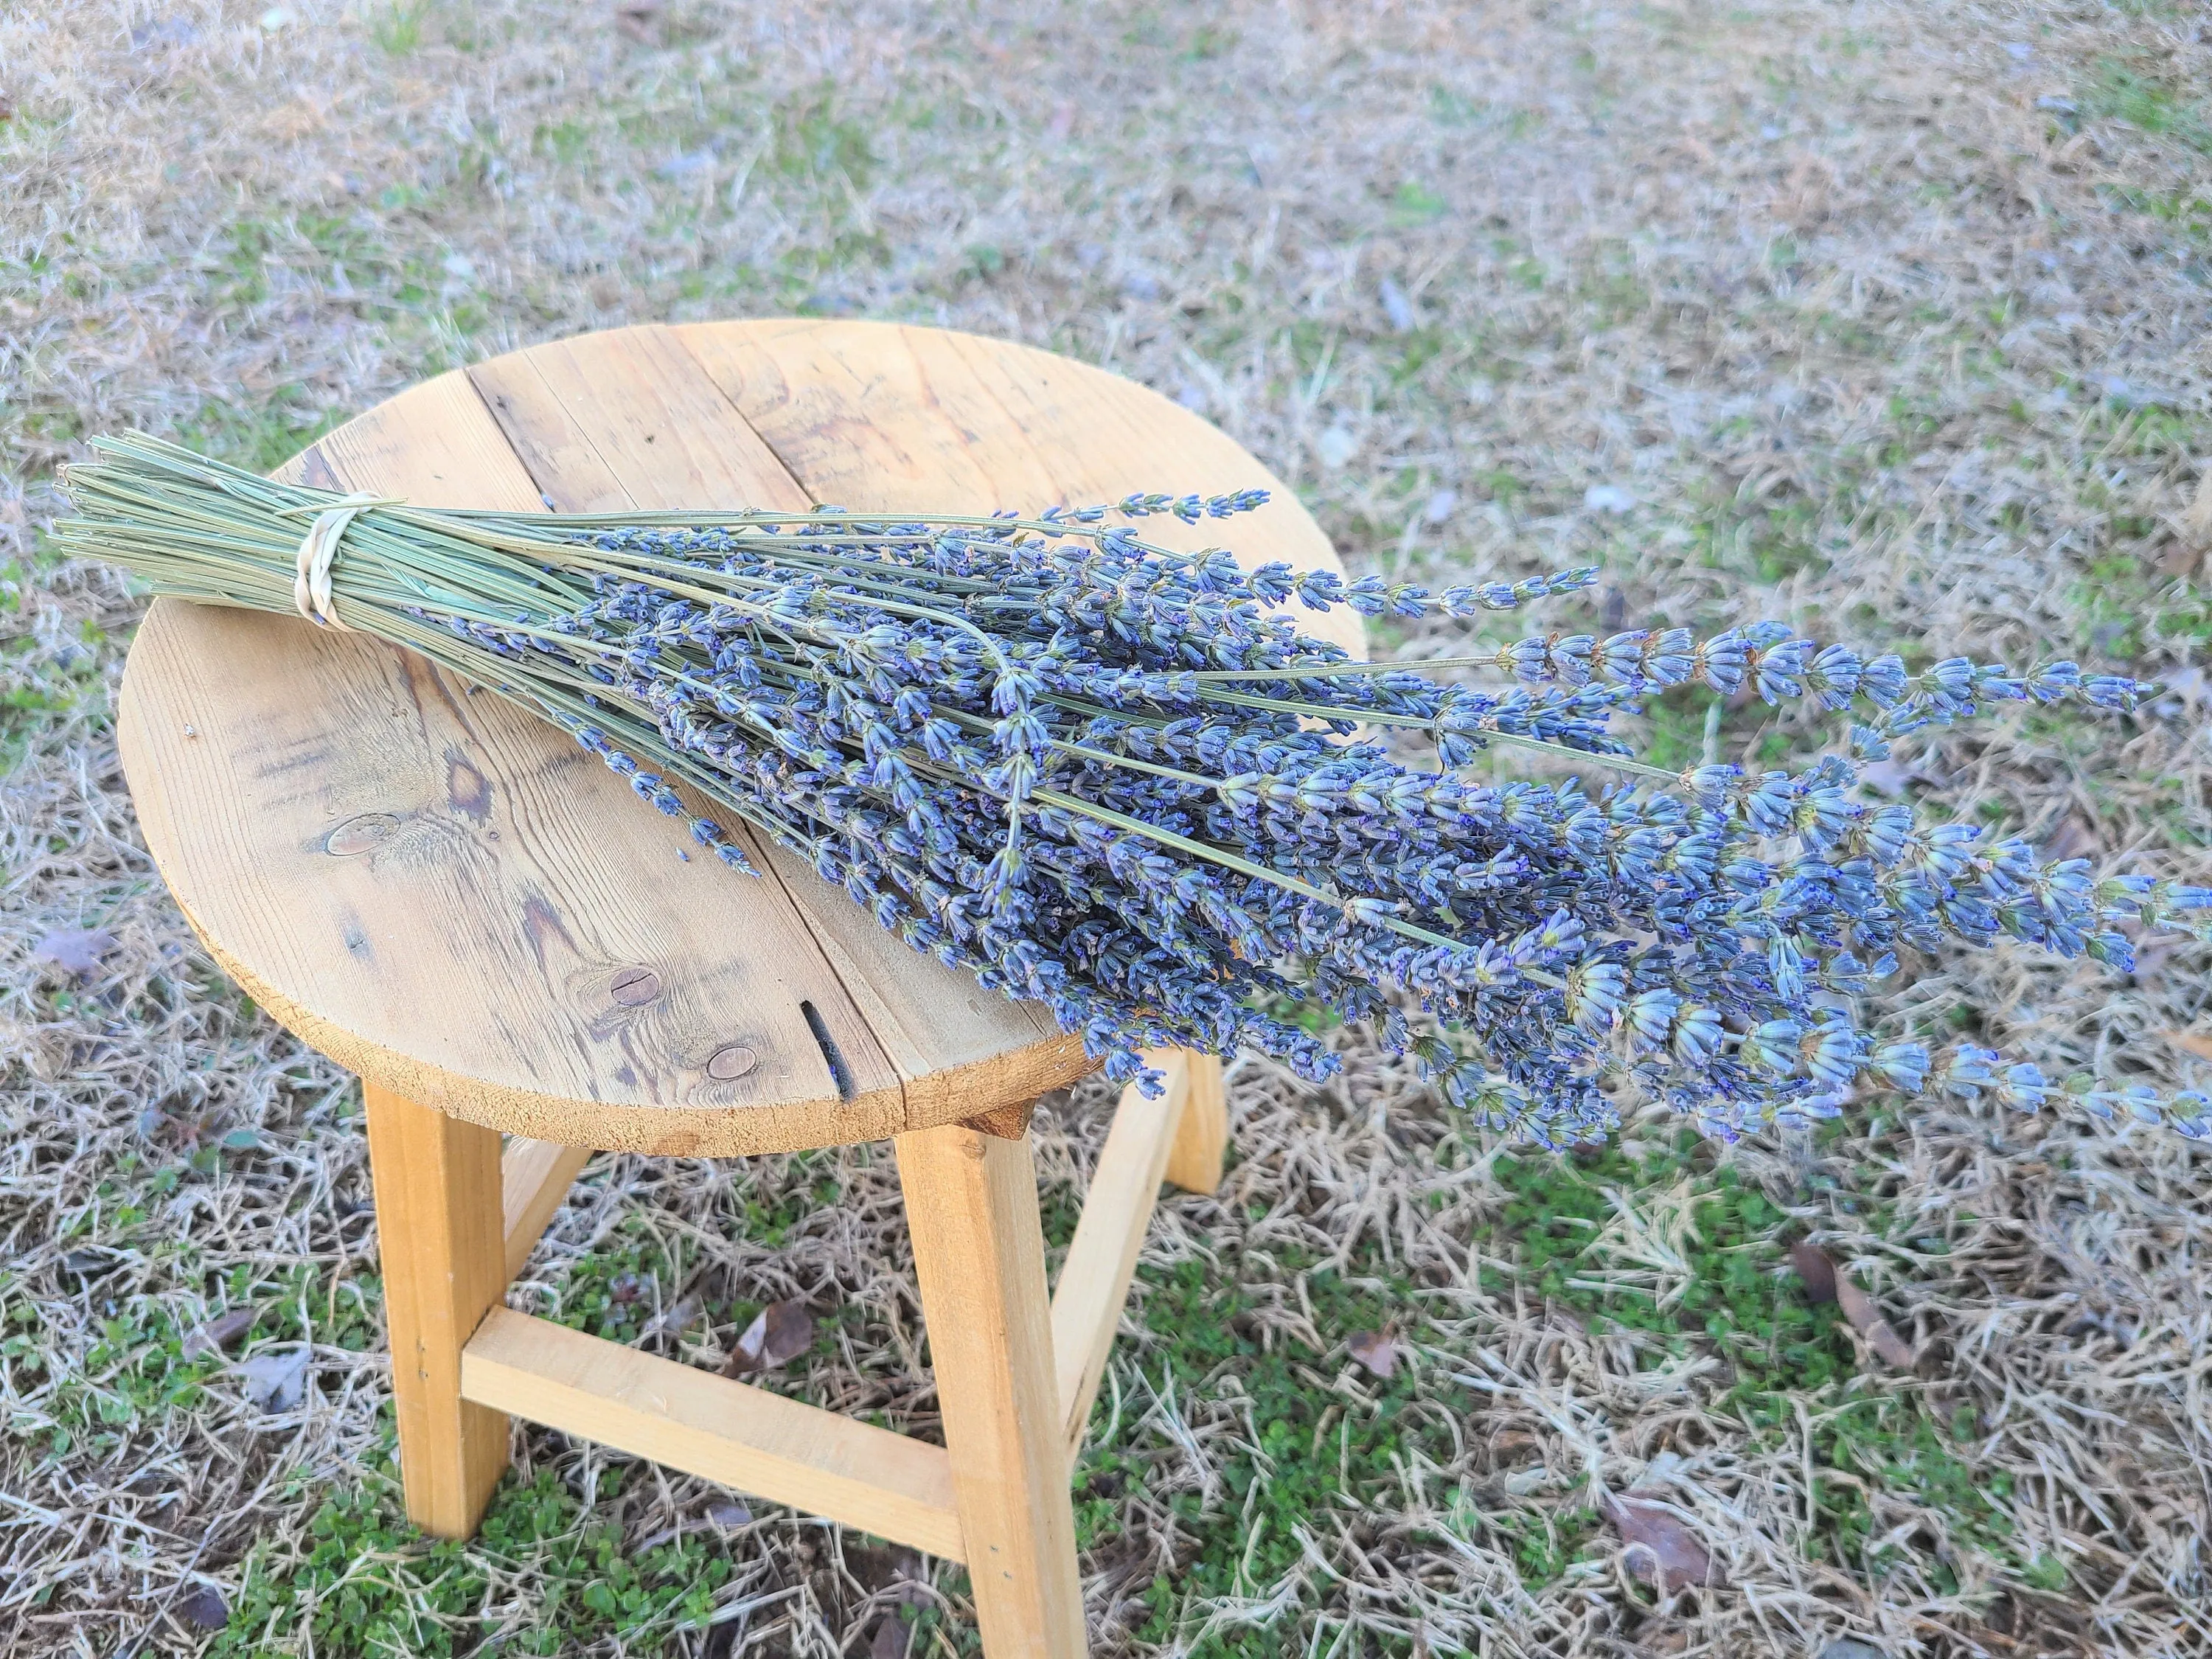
xmin=1163 ymin=1051 xmax=1228 ymax=1194
xmin=364 ymin=1081 xmax=509 ymax=1537
xmin=897 ymin=1122 xmax=1085 ymax=1659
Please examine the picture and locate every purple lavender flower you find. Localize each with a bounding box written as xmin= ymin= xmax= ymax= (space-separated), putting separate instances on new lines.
xmin=63 ymin=434 xmax=2207 ymax=1149
xmin=472 ymin=504 xmax=2197 ymax=1144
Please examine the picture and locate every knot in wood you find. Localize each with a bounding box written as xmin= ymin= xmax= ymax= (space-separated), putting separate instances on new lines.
xmin=608 ymin=966 xmax=662 ymax=1007
xmin=706 ymin=1043 xmax=759 ymax=1081
xmin=324 ymin=813 xmax=399 ymax=856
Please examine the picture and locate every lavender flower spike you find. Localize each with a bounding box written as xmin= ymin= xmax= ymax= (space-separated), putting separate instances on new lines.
xmin=56 ymin=432 xmax=2206 ymax=1151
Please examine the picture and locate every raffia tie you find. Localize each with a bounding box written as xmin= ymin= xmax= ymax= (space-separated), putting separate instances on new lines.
xmin=287 ymin=493 xmax=389 ymax=630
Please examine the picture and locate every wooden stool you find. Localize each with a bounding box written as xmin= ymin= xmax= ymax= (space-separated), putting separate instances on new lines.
xmin=115 ymin=321 xmax=1360 ymax=1659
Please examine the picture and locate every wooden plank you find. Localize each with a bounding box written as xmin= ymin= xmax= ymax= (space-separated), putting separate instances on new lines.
xmin=465 ymin=329 xmax=903 ymax=1128
xmin=473 ymin=324 xmax=1084 ymax=1134
xmin=1164 ymin=1053 xmax=1228 ymax=1195
xmin=292 ymin=369 xmax=550 ymax=505
xmin=358 ymin=362 xmax=897 ymax=1148
xmin=470 ymin=324 xmax=813 ymax=515
xmin=366 ymin=1082 xmax=509 ymax=1538
xmin=678 ymin=320 xmax=1062 ymax=511
xmin=119 ymin=587 xmax=910 ymax=1153
xmin=898 ymin=1124 xmax=1085 ymax=1659
xmin=655 ymin=319 xmax=1114 ymax=1120
xmin=502 ymin=1138 xmax=595 ymax=1281
xmin=460 ymin=1307 xmax=966 ymax=1561
xmin=749 ymin=839 xmax=1083 ymax=1131
xmin=680 ymin=318 xmax=1370 ymax=1122
xmin=678 ymin=319 xmax=1366 ymax=658
xmin=1050 ymin=1053 xmax=1187 ymax=1459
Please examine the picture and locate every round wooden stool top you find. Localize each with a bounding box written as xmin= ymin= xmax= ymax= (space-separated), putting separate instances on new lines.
xmin=116 ymin=321 xmax=1355 ymax=1157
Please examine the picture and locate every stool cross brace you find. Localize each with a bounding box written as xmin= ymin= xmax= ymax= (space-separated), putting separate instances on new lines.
xmin=367 ymin=1051 xmax=1227 ymax=1659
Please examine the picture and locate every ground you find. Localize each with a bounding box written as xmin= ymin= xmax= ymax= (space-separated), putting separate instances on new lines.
xmin=3 ymin=1 xmax=2211 ymax=1655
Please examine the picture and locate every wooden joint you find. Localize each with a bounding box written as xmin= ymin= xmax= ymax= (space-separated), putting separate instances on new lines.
xmin=460 ymin=1307 xmax=966 ymax=1561
xmin=959 ymin=1097 xmax=1037 ymax=1140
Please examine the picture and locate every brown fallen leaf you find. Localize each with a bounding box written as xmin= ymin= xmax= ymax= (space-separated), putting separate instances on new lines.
xmin=2157 ymin=1029 xmax=2212 ymax=1065
xmin=1834 ymin=1276 xmax=1916 ymax=1368
xmin=2035 ymin=815 xmax=2097 ymax=863
xmin=1602 ymin=1492 xmax=1725 ymax=1590
xmin=722 ymin=1298 xmax=813 ymax=1375
xmin=1488 ymin=1428 xmax=1544 ymax=1464
xmin=177 ymin=1584 xmax=229 ymax=1631
xmin=1347 ymin=1328 xmax=1400 ymax=1381
xmin=2157 ymin=535 xmax=2203 ymax=580
xmin=184 ymin=1307 xmax=257 ymax=1361
xmin=613 ymin=0 xmax=663 ymax=42
xmin=641 ymin=1293 xmax=700 ymax=1343
xmin=35 ymin=928 xmax=118 ymax=978
xmin=869 ymin=1615 xmax=911 ymax=1659
xmin=237 ymin=1346 xmax=311 ymax=1412
xmin=1789 ymin=1239 xmax=1837 ymax=1304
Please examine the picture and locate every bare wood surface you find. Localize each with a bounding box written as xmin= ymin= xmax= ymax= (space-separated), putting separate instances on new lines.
xmin=1164 ymin=1053 xmax=1228 ymax=1195
xmin=119 ymin=320 xmax=1352 ymax=1156
xmin=365 ymin=1082 xmax=509 ymax=1538
xmin=676 ymin=319 xmax=1363 ymax=658
xmin=460 ymin=1306 xmax=966 ymax=1561
xmin=501 ymin=1138 xmax=595 ymax=1282
xmin=288 ymin=368 xmax=538 ymax=504
xmin=467 ymin=324 xmax=813 ymax=517
xmin=1050 ymin=1053 xmax=1189 ymax=1459
xmin=898 ymin=1124 xmax=1085 ymax=1659
xmin=119 ymin=584 xmax=914 ymax=1152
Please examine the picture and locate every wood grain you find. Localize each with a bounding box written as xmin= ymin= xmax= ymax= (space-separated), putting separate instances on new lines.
xmin=1050 ymin=1053 xmax=1186 ymax=1460
xmin=288 ymin=369 xmax=542 ymax=503
xmin=365 ymin=1082 xmax=509 ymax=1537
xmin=676 ymin=319 xmax=1364 ymax=658
xmin=898 ymin=1124 xmax=1085 ymax=1659
xmin=470 ymin=324 xmax=811 ymax=515
xmin=678 ymin=318 xmax=1367 ymax=1140
xmin=119 ymin=321 xmax=1356 ymax=1157
xmin=461 ymin=1307 xmax=966 ymax=1560
xmin=128 ymin=366 xmax=917 ymax=1152
xmin=470 ymin=325 xmax=1085 ymax=1127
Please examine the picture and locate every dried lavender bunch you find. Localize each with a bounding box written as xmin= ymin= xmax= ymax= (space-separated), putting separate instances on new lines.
xmin=60 ymin=435 xmax=2212 ymax=1148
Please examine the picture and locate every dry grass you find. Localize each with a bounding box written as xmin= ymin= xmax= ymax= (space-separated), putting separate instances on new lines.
xmin=4 ymin=1 xmax=2212 ymax=1655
